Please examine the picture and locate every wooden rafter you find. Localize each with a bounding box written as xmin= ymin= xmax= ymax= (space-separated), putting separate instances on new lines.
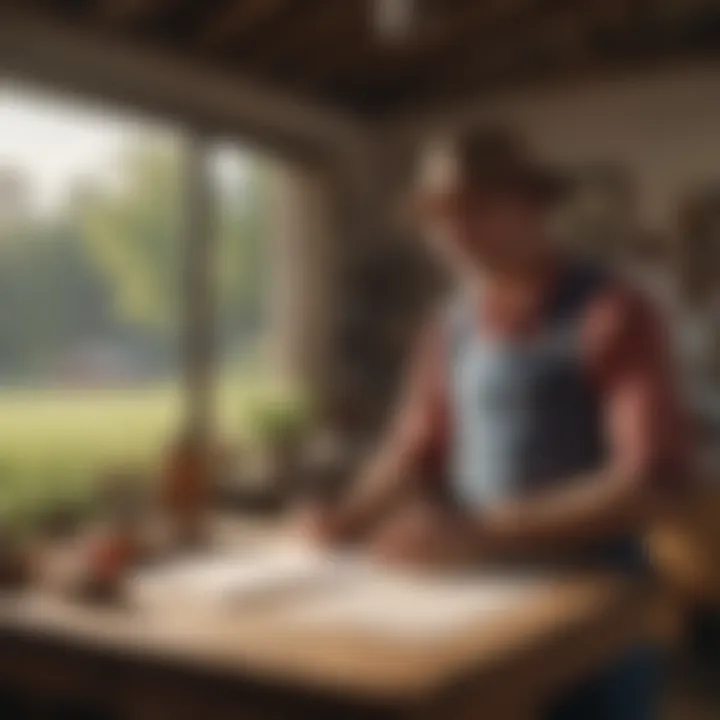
xmin=256 ymin=0 xmax=367 ymax=71
xmin=325 ymin=0 xmax=567 ymax=110
xmin=0 ymin=6 xmax=363 ymax=158
xmin=198 ymin=0 xmax=290 ymax=49
xmin=397 ymin=0 xmax=640 ymax=108
xmin=287 ymin=0 xmax=535 ymax=92
xmin=97 ymin=0 xmax=175 ymax=23
xmin=8 ymin=0 xmax=720 ymax=115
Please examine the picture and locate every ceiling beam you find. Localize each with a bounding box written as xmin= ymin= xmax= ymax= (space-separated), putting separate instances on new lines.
xmin=408 ymin=0 xmax=676 ymax=103
xmin=198 ymin=0 xmax=289 ymax=50
xmin=0 ymin=7 xmax=366 ymax=165
xmin=98 ymin=0 xmax=175 ymax=24
xmin=255 ymin=0 xmax=366 ymax=70
xmin=291 ymin=0 xmax=534 ymax=93
xmin=325 ymin=0 xmax=635 ymax=113
xmin=348 ymin=0 xmax=611 ymax=110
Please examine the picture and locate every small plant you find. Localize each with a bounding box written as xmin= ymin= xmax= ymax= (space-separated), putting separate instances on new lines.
xmin=242 ymin=385 xmax=314 ymax=451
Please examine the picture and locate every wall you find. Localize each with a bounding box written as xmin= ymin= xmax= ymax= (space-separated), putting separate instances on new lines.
xmin=389 ymin=62 xmax=720 ymax=232
xmin=321 ymin=137 xmax=443 ymax=438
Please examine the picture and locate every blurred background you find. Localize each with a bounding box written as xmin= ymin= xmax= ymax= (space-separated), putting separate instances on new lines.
xmin=1 ymin=0 xmax=717 ymax=536
xmin=0 ymin=1 xmax=719 ymax=717
xmin=0 ymin=85 xmax=280 ymax=524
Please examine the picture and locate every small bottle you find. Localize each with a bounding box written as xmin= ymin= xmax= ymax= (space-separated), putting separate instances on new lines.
xmin=159 ymin=427 xmax=211 ymax=547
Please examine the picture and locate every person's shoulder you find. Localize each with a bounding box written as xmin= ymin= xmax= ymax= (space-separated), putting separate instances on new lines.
xmin=583 ymin=274 xmax=670 ymax=359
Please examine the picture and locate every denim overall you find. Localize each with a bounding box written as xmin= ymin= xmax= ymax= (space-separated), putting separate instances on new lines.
xmin=447 ymin=264 xmax=659 ymax=719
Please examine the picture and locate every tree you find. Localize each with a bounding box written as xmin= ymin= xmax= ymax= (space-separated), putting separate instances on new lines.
xmin=80 ymin=138 xmax=271 ymax=348
xmin=0 ymin=212 xmax=116 ymax=380
xmin=0 ymin=138 xmax=272 ymax=383
xmin=80 ymin=140 xmax=184 ymax=332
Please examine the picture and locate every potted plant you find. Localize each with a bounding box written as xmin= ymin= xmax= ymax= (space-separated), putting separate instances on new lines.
xmin=241 ymin=385 xmax=314 ymax=500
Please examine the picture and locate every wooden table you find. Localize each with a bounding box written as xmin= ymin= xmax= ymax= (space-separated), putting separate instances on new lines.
xmin=0 ymin=538 xmax=659 ymax=719
xmin=651 ymin=454 xmax=720 ymax=608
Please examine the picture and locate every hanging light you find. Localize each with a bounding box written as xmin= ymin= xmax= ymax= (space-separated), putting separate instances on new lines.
xmin=374 ymin=0 xmax=415 ymax=42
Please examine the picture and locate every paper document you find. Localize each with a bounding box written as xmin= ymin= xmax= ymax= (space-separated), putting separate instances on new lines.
xmin=131 ymin=543 xmax=543 ymax=641
xmin=130 ymin=543 xmax=353 ymax=609
xmin=287 ymin=572 xmax=538 ymax=640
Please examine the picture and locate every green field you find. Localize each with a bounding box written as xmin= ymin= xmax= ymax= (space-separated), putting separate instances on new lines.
xmin=0 ymin=369 xmax=312 ymax=534
xmin=0 ymin=386 xmax=175 ymax=526
xmin=0 ymin=378 xmax=264 ymax=531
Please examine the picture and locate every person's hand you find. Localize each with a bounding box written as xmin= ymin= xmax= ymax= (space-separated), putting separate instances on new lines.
xmin=368 ymin=501 xmax=480 ymax=569
xmin=285 ymin=500 xmax=354 ymax=547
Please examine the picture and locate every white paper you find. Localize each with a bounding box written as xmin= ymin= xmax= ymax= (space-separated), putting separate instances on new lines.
xmin=130 ymin=544 xmax=354 ymax=610
xmin=131 ymin=543 xmax=543 ymax=642
xmin=287 ymin=572 xmax=538 ymax=640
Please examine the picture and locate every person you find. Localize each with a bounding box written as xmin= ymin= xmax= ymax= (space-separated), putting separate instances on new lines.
xmin=295 ymin=128 xmax=690 ymax=719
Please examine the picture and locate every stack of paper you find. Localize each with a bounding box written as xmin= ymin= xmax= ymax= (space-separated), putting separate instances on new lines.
xmin=130 ymin=544 xmax=351 ymax=610
xmin=131 ymin=543 xmax=542 ymax=641
xmin=287 ymin=572 xmax=536 ymax=640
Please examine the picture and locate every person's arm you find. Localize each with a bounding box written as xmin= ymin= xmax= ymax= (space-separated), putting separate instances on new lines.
xmin=474 ymin=287 xmax=691 ymax=556
xmin=336 ymin=317 xmax=449 ymax=536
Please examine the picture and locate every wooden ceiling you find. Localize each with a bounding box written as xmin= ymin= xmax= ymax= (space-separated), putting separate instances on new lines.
xmin=8 ymin=0 xmax=720 ymax=116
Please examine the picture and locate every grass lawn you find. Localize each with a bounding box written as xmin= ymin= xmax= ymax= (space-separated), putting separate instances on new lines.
xmin=0 ymin=377 xmax=262 ymax=531
xmin=0 ymin=386 xmax=179 ymax=527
